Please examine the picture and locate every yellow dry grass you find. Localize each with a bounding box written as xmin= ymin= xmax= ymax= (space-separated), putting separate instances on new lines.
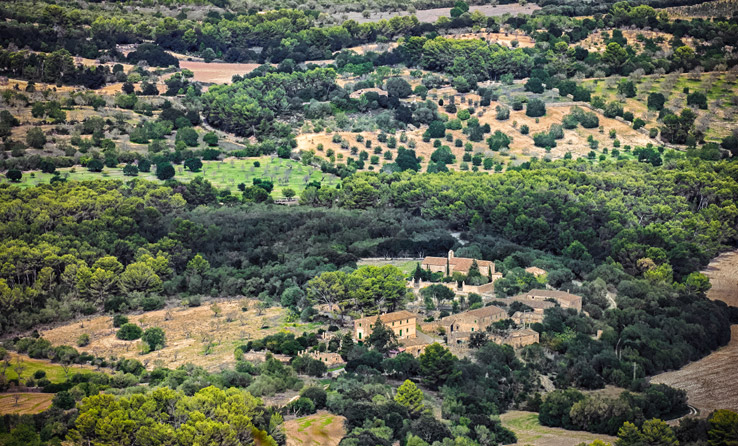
xmin=39 ymin=298 xmax=317 ymax=372
xmin=580 ymin=29 xmax=696 ymax=53
xmin=297 ymin=99 xmax=656 ymax=171
xmin=0 ymin=393 xmax=53 ymax=415
xmin=285 ymin=411 xmax=346 ymax=446
xmin=179 ymin=60 xmax=263 ymax=84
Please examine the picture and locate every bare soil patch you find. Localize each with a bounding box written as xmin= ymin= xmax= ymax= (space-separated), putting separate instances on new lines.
xmin=285 ymin=411 xmax=346 ymax=446
xmin=179 ymin=60 xmax=262 ymax=84
xmin=651 ymin=250 xmax=738 ymax=413
xmin=39 ymin=298 xmax=316 ymax=372
xmin=441 ymin=31 xmax=535 ymax=48
xmin=0 ymin=393 xmax=53 ymax=415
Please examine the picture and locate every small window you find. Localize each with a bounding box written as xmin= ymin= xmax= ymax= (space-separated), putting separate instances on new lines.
xmin=359 ymin=332 xmax=362 ymax=339
xmin=472 ymin=328 xmax=474 ymax=332
xmin=400 ymin=329 xmax=403 ymax=336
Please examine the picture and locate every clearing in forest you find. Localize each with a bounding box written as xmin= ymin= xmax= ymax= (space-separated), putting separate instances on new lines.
xmin=500 ymin=411 xmax=617 ymax=446
xmin=0 ymin=393 xmax=54 ymax=415
xmin=40 ymin=298 xmax=322 ymax=372
xmin=3 ymin=156 xmax=334 ymax=198
xmin=178 ymin=60 xmax=263 ymax=84
xmin=3 ymin=353 xmax=92 ymax=384
xmin=284 ymin=411 xmax=346 ymax=446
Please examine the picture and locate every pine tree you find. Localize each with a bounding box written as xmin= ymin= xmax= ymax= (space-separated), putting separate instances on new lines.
xmin=616 ymin=421 xmax=643 ymax=446
xmin=395 ymin=379 xmax=424 ymax=416
xmin=367 ymin=318 xmax=398 ymax=354
xmin=339 ymin=332 xmax=354 ymax=360
xmin=414 ymin=263 xmax=423 ymax=283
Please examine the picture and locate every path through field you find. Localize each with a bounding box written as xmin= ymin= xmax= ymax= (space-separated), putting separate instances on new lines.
xmin=651 ymin=250 xmax=738 ymax=413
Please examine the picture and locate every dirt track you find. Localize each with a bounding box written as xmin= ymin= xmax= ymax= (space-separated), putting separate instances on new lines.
xmin=651 ymin=250 xmax=738 ymax=414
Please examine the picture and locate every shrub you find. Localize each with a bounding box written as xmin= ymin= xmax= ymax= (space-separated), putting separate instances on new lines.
xmin=156 ymin=162 xmax=175 ymax=180
xmin=549 ymin=124 xmax=564 ymax=139
xmin=526 ymin=98 xmax=546 ymax=117
xmin=687 ymin=92 xmax=708 ymax=109
xmin=533 ymin=132 xmax=557 ymax=148
xmin=289 ymin=397 xmax=316 ymax=415
xmin=495 ymin=105 xmax=510 ymax=121
xmin=113 ymin=314 xmax=129 ymax=327
xmin=6 ymin=169 xmax=22 ymax=182
xmin=562 ymin=114 xmax=578 ymax=129
xmin=617 ymin=79 xmax=637 ymax=98
xmin=184 ymin=158 xmax=203 ymax=172
xmin=77 ymin=334 xmax=90 ymax=347
xmin=123 ymin=164 xmax=139 ymax=176
xmin=117 ymin=323 xmax=142 ymax=340
xmin=87 ymin=159 xmax=104 ymax=172
xmin=647 ymin=93 xmax=665 ymax=110
xmin=520 ymin=125 xmax=529 ymax=135
xmin=138 ymin=159 xmax=151 ymax=172
xmin=203 ymin=132 xmax=218 ymax=146
xmin=579 ymin=112 xmax=599 ymax=128
xmin=141 ymin=327 xmax=166 ymax=351
xmin=487 ymin=130 xmax=512 ymax=151
xmin=426 ymin=121 xmax=447 ymax=139
xmin=525 ymin=77 xmax=545 ymax=94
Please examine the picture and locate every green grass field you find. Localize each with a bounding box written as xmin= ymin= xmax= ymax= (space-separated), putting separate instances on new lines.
xmin=4 ymin=353 xmax=91 ymax=383
xmin=500 ymin=411 xmax=617 ymax=446
xmin=2 ymin=156 xmax=338 ymax=198
xmin=355 ymin=259 xmax=421 ymax=275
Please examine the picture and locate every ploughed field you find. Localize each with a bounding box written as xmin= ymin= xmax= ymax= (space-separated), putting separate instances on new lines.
xmin=651 ymin=250 xmax=738 ymax=413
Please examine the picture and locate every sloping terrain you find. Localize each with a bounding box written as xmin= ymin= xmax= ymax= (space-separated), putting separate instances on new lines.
xmin=651 ymin=250 xmax=738 ymax=413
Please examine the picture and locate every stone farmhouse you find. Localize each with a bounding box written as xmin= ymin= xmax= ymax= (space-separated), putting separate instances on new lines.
xmin=440 ymin=305 xmax=507 ymax=335
xmin=302 ymin=351 xmax=345 ymax=368
xmin=415 ymin=251 xmax=503 ymax=295
xmin=421 ymin=250 xmax=497 ymax=277
xmin=438 ymin=304 xmax=538 ymax=349
xmin=354 ymin=310 xmax=417 ymax=341
xmin=491 ymin=328 xmax=540 ymax=348
xmin=353 ymin=310 xmax=433 ymax=356
xmin=523 ymin=289 xmax=582 ymax=312
xmin=525 ymin=266 xmax=547 ymax=277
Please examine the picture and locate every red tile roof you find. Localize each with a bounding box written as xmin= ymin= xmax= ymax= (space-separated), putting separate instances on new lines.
xmin=422 ymin=256 xmax=493 ymax=271
xmin=441 ymin=305 xmax=506 ymax=323
xmin=355 ymin=310 xmax=417 ymax=325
